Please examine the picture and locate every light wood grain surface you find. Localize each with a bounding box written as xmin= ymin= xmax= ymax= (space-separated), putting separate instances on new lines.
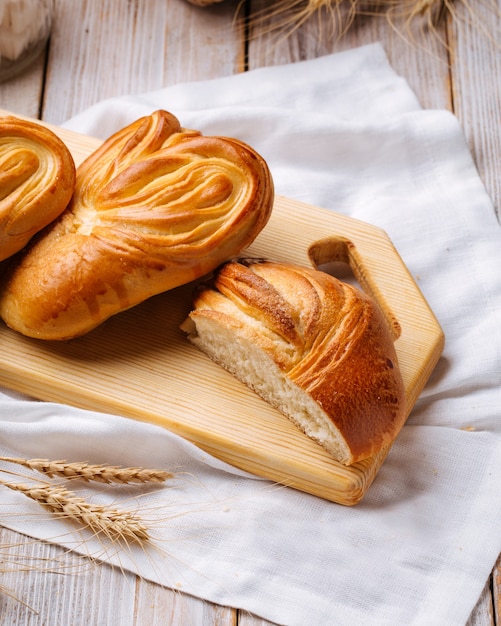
xmin=0 ymin=0 xmax=500 ymax=623
xmin=0 ymin=120 xmax=445 ymax=505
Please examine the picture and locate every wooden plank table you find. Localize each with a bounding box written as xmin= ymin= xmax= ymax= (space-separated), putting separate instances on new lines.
xmin=0 ymin=0 xmax=500 ymax=623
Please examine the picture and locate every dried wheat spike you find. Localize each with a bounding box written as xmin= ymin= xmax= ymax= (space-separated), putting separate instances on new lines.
xmin=185 ymin=0 xmax=223 ymax=5
xmin=0 ymin=456 xmax=172 ymax=484
xmin=0 ymin=480 xmax=150 ymax=544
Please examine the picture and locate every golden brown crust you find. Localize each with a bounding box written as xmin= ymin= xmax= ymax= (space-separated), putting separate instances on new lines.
xmin=0 ymin=116 xmax=76 ymax=261
xmin=0 ymin=110 xmax=274 ymax=340
xmin=187 ymin=259 xmax=406 ymax=464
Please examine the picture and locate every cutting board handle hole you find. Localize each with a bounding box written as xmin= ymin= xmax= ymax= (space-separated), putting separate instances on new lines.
xmin=308 ymin=236 xmax=359 ymax=287
xmin=315 ymin=259 xmax=360 ymax=288
xmin=308 ymin=236 xmax=402 ymax=341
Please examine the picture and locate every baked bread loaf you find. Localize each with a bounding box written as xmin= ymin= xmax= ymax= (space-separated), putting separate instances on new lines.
xmin=182 ymin=259 xmax=406 ymax=465
xmin=0 ymin=110 xmax=274 ymax=340
xmin=0 ymin=115 xmax=76 ymax=262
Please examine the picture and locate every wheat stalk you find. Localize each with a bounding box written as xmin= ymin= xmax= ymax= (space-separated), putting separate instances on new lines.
xmin=234 ymin=0 xmax=445 ymax=29
xmin=224 ymin=0 xmax=500 ymax=47
xmin=0 ymin=456 xmax=172 ymax=484
xmin=0 ymin=479 xmax=150 ymax=544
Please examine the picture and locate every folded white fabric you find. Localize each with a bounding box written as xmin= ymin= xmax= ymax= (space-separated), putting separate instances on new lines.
xmin=1 ymin=42 xmax=501 ymax=626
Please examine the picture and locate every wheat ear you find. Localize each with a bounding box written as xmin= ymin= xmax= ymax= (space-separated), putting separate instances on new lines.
xmin=239 ymin=0 xmax=483 ymax=42
xmin=0 ymin=479 xmax=150 ymax=544
xmin=0 ymin=456 xmax=172 ymax=484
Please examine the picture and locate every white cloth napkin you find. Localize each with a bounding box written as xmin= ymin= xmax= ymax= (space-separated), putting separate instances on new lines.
xmin=2 ymin=43 xmax=501 ymax=626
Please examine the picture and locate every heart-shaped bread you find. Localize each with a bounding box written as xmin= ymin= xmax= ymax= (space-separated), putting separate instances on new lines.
xmin=0 ymin=116 xmax=76 ymax=262
xmin=0 ymin=110 xmax=274 ymax=340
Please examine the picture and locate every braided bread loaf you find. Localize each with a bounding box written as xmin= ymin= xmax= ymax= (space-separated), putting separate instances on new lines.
xmin=0 ymin=110 xmax=273 ymax=340
xmin=182 ymin=259 xmax=406 ymax=465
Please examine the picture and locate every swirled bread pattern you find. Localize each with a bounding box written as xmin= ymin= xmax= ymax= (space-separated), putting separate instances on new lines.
xmin=0 ymin=116 xmax=75 ymax=261
xmin=184 ymin=259 xmax=406 ymax=465
xmin=0 ymin=110 xmax=274 ymax=340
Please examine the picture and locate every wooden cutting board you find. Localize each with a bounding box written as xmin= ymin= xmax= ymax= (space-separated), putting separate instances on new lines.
xmin=0 ymin=111 xmax=444 ymax=505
